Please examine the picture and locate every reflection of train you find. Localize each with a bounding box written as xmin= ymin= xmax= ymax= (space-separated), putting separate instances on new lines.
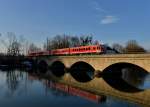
xmin=28 ymin=45 xmax=118 ymax=57
xmin=46 ymin=80 xmax=106 ymax=103
xmin=28 ymin=73 xmax=106 ymax=103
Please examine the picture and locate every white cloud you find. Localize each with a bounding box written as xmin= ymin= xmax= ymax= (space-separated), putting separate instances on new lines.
xmin=90 ymin=1 xmax=120 ymax=24
xmin=91 ymin=1 xmax=106 ymax=13
xmin=101 ymin=15 xmax=119 ymax=24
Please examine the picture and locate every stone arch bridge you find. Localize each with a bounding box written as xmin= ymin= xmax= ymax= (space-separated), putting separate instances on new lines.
xmin=30 ymin=54 xmax=150 ymax=106
xmin=35 ymin=54 xmax=150 ymax=73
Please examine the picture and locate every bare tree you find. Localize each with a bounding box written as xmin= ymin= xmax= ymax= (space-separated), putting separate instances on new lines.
xmin=28 ymin=43 xmax=41 ymax=53
xmin=80 ymin=35 xmax=93 ymax=46
xmin=6 ymin=32 xmax=21 ymax=56
xmin=44 ymin=34 xmax=71 ymax=50
xmin=0 ymin=32 xmax=31 ymax=55
xmin=70 ymin=36 xmax=80 ymax=47
xmin=112 ymin=43 xmax=125 ymax=53
xmin=18 ymin=35 xmax=31 ymax=55
xmin=7 ymin=41 xmax=20 ymax=56
xmin=125 ymin=40 xmax=146 ymax=53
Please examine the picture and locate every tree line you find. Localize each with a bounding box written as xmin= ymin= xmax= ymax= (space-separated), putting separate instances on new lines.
xmin=43 ymin=34 xmax=99 ymax=50
xmin=112 ymin=40 xmax=146 ymax=53
xmin=0 ymin=32 xmax=148 ymax=56
xmin=42 ymin=34 xmax=148 ymax=54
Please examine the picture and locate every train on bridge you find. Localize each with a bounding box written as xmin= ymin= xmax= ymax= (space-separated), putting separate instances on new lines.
xmin=28 ymin=45 xmax=118 ymax=57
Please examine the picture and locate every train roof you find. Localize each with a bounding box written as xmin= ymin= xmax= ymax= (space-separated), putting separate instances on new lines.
xmin=70 ymin=45 xmax=100 ymax=48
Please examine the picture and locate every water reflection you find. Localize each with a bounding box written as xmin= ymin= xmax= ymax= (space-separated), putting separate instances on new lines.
xmin=142 ymin=74 xmax=150 ymax=89
xmin=6 ymin=71 xmax=23 ymax=95
xmin=45 ymin=80 xmax=106 ymax=103
xmin=101 ymin=63 xmax=150 ymax=92
xmin=121 ymin=67 xmax=149 ymax=89
xmin=0 ymin=69 xmax=141 ymax=107
xmin=28 ymin=72 xmax=106 ymax=103
xmin=0 ymin=66 xmax=145 ymax=107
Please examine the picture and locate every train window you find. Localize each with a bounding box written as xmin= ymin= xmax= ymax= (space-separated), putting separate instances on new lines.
xmin=93 ymin=47 xmax=96 ymax=50
xmin=88 ymin=47 xmax=90 ymax=50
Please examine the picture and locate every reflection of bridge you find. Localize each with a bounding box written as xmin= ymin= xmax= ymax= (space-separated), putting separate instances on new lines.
xmin=29 ymin=54 xmax=150 ymax=106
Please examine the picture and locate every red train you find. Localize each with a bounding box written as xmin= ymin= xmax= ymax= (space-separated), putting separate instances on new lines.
xmin=28 ymin=45 xmax=104 ymax=57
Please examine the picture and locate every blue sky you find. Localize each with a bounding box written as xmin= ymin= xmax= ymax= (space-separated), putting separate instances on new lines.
xmin=0 ymin=0 xmax=150 ymax=49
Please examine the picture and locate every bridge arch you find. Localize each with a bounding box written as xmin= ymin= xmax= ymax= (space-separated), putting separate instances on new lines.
xmin=69 ymin=61 xmax=95 ymax=82
xmin=38 ymin=60 xmax=48 ymax=73
xmin=101 ymin=62 xmax=148 ymax=92
xmin=50 ymin=61 xmax=66 ymax=77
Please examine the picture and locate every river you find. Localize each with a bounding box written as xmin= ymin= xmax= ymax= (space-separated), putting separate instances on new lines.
xmin=0 ymin=68 xmax=145 ymax=107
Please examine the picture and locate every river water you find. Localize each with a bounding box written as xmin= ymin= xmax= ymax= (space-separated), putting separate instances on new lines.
xmin=0 ymin=68 xmax=145 ymax=107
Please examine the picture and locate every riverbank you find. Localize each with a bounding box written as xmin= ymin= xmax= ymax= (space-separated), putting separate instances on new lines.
xmin=0 ymin=55 xmax=26 ymax=67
